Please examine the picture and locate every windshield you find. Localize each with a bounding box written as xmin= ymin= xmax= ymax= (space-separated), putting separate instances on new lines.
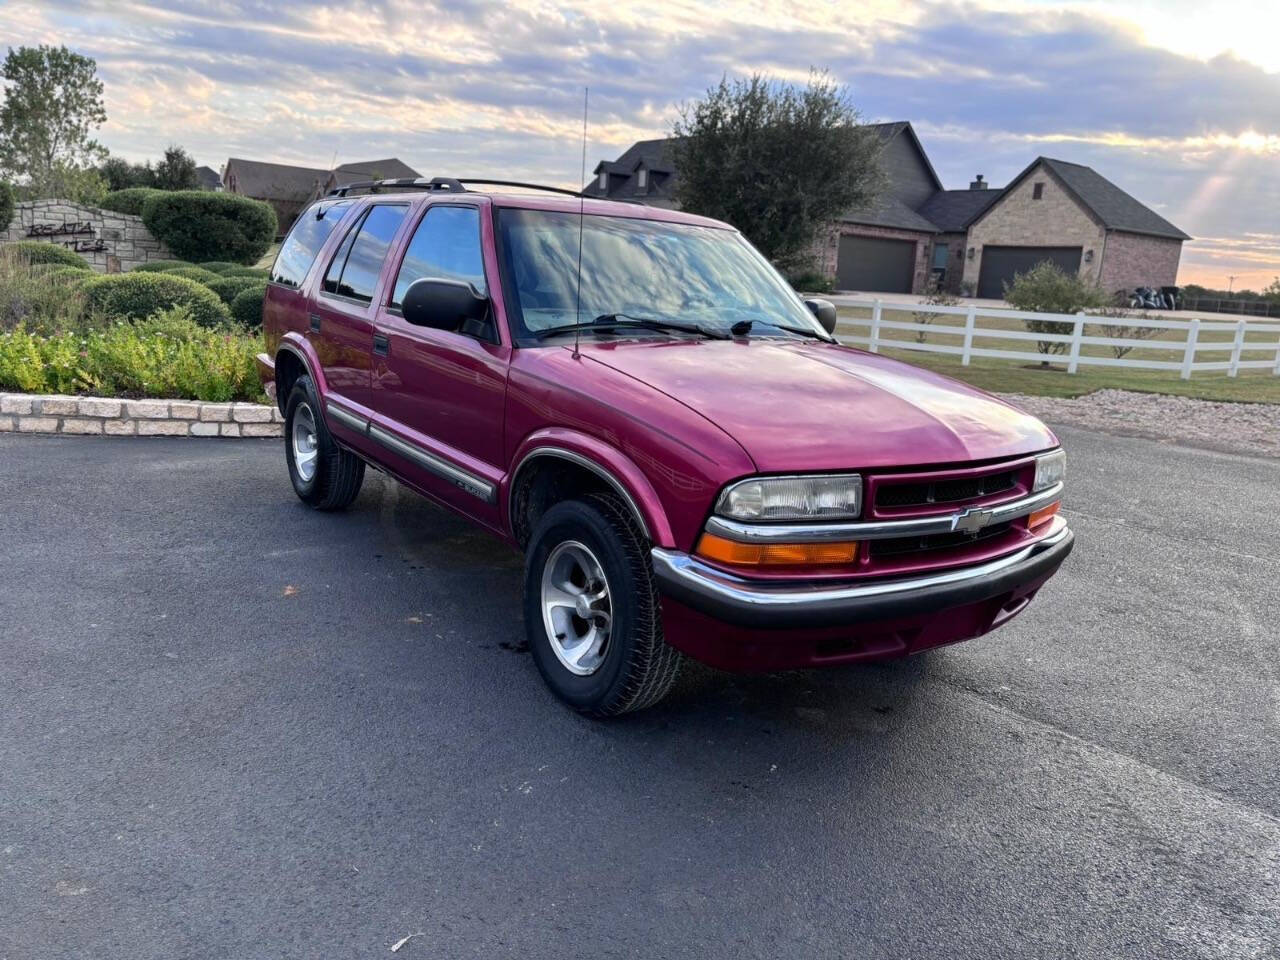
xmin=495 ymin=209 xmax=825 ymax=343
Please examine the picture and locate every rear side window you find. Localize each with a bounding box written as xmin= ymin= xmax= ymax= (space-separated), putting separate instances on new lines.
xmin=321 ymin=203 xmax=407 ymax=303
xmin=270 ymin=199 xmax=354 ymax=288
xmin=391 ymin=205 xmax=486 ymax=307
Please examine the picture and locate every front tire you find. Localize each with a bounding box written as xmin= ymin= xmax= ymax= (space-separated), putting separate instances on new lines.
xmin=284 ymin=375 xmax=365 ymax=510
xmin=523 ymin=493 xmax=682 ymax=716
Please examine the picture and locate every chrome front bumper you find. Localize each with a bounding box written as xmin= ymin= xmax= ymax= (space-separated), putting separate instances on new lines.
xmin=651 ymin=526 xmax=1073 ymax=629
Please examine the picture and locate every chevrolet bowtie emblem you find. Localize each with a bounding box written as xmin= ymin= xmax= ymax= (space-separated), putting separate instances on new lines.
xmin=953 ymin=507 xmax=995 ymax=535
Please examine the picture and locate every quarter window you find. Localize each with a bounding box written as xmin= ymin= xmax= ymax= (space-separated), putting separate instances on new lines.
xmin=322 ymin=204 xmax=407 ymax=303
xmin=391 ymin=205 xmax=486 ymax=307
xmin=270 ymin=199 xmax=354 ymax=288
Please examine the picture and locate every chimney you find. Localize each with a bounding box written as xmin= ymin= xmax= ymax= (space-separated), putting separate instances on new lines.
xmin=969 ymin=174 xmax=987 ymax=190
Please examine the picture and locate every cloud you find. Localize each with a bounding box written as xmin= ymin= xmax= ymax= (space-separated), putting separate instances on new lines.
xmin=2 ymin=0 xmax=1279 ymax=285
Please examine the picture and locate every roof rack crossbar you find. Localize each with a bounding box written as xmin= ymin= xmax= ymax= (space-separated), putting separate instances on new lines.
xmin=325 ymin=177 xmax=582 ymax=199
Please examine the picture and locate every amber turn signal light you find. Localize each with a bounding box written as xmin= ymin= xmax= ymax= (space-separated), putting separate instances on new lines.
xmin=1028 ymin=501 xmax=1061 ymax=530
xmin=696 ymin=532 xmax=859 ymax=567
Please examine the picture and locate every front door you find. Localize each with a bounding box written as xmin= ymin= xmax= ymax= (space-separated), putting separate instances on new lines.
xmin=370 ymin=202 xmax=509 ymax=526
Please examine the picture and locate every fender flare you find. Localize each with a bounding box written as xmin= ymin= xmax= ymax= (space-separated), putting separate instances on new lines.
xmin=273 ymin=334 xmax=327 ymax=411
xmin=505 ymin=431 xmax=676 ymax=548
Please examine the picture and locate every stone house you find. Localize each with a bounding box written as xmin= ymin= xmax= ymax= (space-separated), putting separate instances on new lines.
xmin=586 ymin=125 xmax=1189 ymax=297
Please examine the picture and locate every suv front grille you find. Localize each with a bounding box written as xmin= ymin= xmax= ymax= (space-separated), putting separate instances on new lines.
xmin=874 ymin=469 xmax=1017 ymax=510
xmin=872 ymin=520 xmax=1013 ymax=557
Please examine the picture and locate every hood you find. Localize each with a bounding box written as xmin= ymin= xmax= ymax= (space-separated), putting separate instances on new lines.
xmin=576 ymin=339 xmax=1057 ymax=472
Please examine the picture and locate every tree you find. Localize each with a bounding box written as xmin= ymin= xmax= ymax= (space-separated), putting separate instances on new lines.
xmin=99 ymin=155 xmax=156 ymax=191
xmin=154 ymin=145 xmax=198 ymax=191
xmin=1263 ymin=277 xmax=1280 ymax=304
xmin=0 ymin=45 xmax=107 ymax=195
xmin=672 ymin=71 xmax=884 ymax=270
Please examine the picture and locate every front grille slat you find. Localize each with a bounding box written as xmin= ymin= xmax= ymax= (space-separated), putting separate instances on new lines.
xmin=874 ymin=468 xmax=1017 ymax=510
xmin=873 ymin=520 xmax=1012 ymax=557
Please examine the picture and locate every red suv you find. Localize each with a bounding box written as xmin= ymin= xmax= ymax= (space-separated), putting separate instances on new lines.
xmin=258 ymin=177 xmax=1072 ymax=715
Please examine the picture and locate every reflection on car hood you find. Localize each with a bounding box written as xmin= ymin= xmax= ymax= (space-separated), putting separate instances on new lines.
xmin=576 ymin=339 xmax=1058 ymax=472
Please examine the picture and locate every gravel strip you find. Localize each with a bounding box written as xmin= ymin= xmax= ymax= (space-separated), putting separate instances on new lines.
xmin=1002 ymin=388 xmax=1280 ymax=458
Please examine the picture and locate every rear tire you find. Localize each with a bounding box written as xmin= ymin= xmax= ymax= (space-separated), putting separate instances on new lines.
xmin=284 ymin=375 xmax=364 ymax=510
xmin=523 ymin=493 xmax=682 ymax=716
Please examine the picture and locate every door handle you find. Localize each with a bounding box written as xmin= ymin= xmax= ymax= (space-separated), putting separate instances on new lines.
xmin=373 ymin=333 xmax=390 ymax=356
xmin=309 ymin=314 xmax=321 ymax=333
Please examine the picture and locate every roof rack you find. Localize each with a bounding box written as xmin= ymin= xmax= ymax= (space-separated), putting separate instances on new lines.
xmin=326 ymin=177 xmax=582 ymax=199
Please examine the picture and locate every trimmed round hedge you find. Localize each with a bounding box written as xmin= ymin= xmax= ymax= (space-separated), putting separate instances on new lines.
xmin=142 ymin=191 xmax=277 ymax=265
xmin=132 ymin=259 xmax=198 ymax=273
xmin=12 ymin=241 xmax=90 ymax=268
xmin=100 ymin=187 xmax=164 ymax=216
xmin=39 ymin=265 xmax=95 ymax=284
xmin=197 ymin=261 xmax=243 ymax=275
xmin=219 ymin=266 xmax=270 ymax=279
xmin=82 ymin=272 xmax=232 ymax=329
xmin=229 ymin=284 xmax=267 ymax=328
xmin=165 ymin=266 xmax=223 ymax=284
xmin=206 ymin=275 xmax=264 ymax=305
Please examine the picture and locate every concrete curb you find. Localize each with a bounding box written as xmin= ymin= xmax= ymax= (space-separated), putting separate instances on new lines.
xmin=0 ymin=393 xmax=283 ymax=438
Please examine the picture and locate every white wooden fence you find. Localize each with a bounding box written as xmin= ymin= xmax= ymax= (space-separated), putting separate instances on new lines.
xmin=835 ymin=298 xmax=1280 ymax=379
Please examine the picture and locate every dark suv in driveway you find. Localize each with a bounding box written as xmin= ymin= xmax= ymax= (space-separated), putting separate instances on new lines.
xmin=258 ymin=177 xmax=1072 ymax=715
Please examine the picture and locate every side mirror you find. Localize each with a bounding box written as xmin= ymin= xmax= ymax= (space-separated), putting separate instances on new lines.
xmin=402 ymin=278 xmax=489 ymax=332
xmin=804 ymin=297 xmax=838 ymax=335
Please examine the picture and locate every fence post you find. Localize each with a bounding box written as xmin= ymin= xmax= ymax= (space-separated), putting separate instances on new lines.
xmin=869 ymin=299 xmax=882 ymax=354
xmin=1180 ymin=318 xmax=1200 ymax=380
xmin=1067 ymin=312 xmax=1085 ymax=374
xmin=1228 ymin=318 xmax=1246 ymax=377
xmin=1273 ymin=333 xmax=1280 ymax=376
xmin=961 ymin=304 xmax=976 ymax=366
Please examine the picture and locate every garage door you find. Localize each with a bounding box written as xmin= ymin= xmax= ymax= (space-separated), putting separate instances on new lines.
xmin=836 ymin=235 xmax=916 ymax=293
xmin=977 ymin=246 xmax=1082 ymax=299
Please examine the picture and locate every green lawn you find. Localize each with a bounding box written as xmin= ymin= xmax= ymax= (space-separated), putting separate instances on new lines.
xmin=835 ymin=305 xmax=1280 ymax=404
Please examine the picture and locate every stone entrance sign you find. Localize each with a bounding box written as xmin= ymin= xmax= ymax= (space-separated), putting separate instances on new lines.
xmin=2 ymin=199 xmax=173 ymax=272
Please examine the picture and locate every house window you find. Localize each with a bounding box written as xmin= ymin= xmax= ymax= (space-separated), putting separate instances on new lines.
xmin=637 ymin=168 xmax=648 ymax=189
xmin=932 ymin=243 xmax=949 ymax=269
xmin=1033 ymin=182 xmax=1045 ymax=200
xmin=598 ymin=171 xmax=607 ymax=190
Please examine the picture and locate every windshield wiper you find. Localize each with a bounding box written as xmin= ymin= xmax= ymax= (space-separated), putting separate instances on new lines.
xmin=729 ymin=318 xmax=832 ymax=341
xmin=532 ymin=313 xmax=730 ymax=340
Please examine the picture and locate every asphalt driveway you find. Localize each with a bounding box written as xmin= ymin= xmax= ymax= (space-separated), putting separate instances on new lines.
xmin=1 ymin=426 xmax=1277 ymax=959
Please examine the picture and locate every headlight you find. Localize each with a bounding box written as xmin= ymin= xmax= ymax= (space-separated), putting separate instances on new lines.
xmin=1033 ymin=449 xmax=1066 ymax=492
xmin=716 ymin=474 xmax=862 ymax=522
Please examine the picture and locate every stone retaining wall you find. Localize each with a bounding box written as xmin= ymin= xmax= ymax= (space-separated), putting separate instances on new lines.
xmin=0 ymin=394 xmax=282 ymax=438
xmin=2 ymin=199 xmax=173 ymax=272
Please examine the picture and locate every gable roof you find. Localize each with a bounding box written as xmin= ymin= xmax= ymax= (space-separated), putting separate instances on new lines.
xmin=333 ymin=158 xmax=420 ymax=182
xmin=992 ymin=157 xmax=1190 ymax=240
xmin=841 ymin=194 xmax=939 ymax=233
xmin=195 ymin=165 xmax=222 ymax=190
xmin=583 ymin=137 xmax=684 ymax=201
xmin=224 ymin=157 xmax=330 ymax=202
xmin=865 ymin=121 xmax=943 ymax=194
xmin=917 ymin=187 xmax=1005 ymax=233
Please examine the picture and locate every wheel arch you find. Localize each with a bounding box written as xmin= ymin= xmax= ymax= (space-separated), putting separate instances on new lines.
xmin=273 ymin=336 xmax=325 ymax=415
xmin=506 ymin=439 xmax=674 ymax=550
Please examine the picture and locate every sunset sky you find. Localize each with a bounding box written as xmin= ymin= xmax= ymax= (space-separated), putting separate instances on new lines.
xmin=3 ymin=0 xmax=1278 ymax=289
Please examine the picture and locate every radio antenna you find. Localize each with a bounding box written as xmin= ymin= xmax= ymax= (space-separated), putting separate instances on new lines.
xmin=573 ymin=86 xmax=588 ymax=359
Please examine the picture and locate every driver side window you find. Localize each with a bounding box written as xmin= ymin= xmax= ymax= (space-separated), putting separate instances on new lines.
xmin=391 ymin=205 xmax=487 ymax=308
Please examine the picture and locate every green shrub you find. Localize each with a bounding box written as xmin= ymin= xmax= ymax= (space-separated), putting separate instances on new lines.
xmin=1002 ymin=260 xmax=1109 ymax=360
xmin=100 ymin=187 xmax=164 ymax=216
xmin=164 ymin=266 xmax=222 ymax=285
xmin=229 ymin=283 xmax=267 ymax=328
xmin=218 ymin=266 xmax=269 ymax=279
xmin=142 ymin=191 xmax=277 ymax=264
xmin=197 ymin=261 xmax=242 ymax=275
xmin=205 ymin=275 xmax=264 ymax=305
xmin=10 ymin=241 xmax=90 ymax=268
xmin=0 ymin=307 xmax=265 ymax=401
xmin=0 ymin=182 xmax=14 ymax=232
xmin=82 ymin=272 xmax=231 ymax=329
xmin=785 ymin=268 xmax=834 ymax=293
xmin=0 ymin=247 xmax=90 ymax=334
xmin=131 ymin=259 xmax=198 ymax=273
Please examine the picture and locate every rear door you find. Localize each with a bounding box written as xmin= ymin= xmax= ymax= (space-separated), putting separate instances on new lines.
xmin=310 ymin=202 xmax=410 ymax=413
xmin=977 ymin=246 xmax=1082 ymax=299
xmin=368 ymin=201 xmax=509 ymax=525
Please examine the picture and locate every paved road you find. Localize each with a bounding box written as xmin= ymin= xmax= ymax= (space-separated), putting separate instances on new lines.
xmin=1 ymin=427 xmax=1277 ymax=960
